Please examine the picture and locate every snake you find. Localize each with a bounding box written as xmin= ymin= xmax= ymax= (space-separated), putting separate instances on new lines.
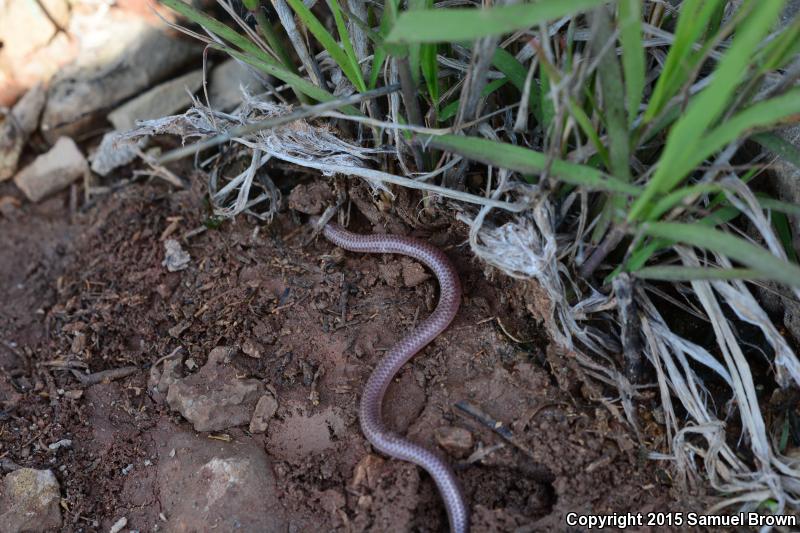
xmin=316 ymin=218 xmax=469 ymax=533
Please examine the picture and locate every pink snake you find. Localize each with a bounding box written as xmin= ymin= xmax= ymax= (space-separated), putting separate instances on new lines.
xmin=317 ymin=219 xmax=469 ymax=533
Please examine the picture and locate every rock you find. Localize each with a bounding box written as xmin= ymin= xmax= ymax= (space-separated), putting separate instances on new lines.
xmin=433 ymin=426 xmax=474 ymax=458
xmin=208 ymin=59 xmax=263 ymax=111
xmin=41 ymin=17 xmax=198 ymax=143
xmin=249 ymin=393 xmax=278 ymax=434
xmin=13 ymin=137 xmax=87 ymax=202
xmin=350 ymin=454 xmax=385 ymax=490
xmin=0 ymin=468 xmax=62 ymax=533
xmin=162 ymin=239 xmax=190 ymax=272
xmin=0 ymin=84 xmax=47 ymax=182
xmin=241 ymin=338 xmax=262 ymax=359
xmin=157 ymin=426 xmax=288 ymax=531
xmin=0 ymin=0 xmax=68 ymax=61
xmin=108 ymin=517 xmax=127 ymax=533
xmin=47 ymin=439 xmax=72 ymax=451
xmin=108 ymin=69 xmax=204 ymax=131
xmin=166 ymin=347 xmax=264 ymax=432
xmin=148 ymin=353 xmax=184 ymax=399
xmin=89 ymin=132 xmax=143 ymax=177
xmin=401 ymin=258 xmax=430 ymax=287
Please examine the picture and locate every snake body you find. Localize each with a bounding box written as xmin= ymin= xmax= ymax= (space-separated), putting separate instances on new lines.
xmin=318 ymin=220 xmax=469 ymax=533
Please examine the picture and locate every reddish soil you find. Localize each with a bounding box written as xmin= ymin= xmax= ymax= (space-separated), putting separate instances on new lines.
xmin=0 ymin=179 xmax=706 ymax=532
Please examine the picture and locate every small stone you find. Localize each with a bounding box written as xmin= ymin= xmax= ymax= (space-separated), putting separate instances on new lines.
xmin=63 ymin=390 xmax=83 ymax=400
xmin=0 ymin=84 xmax=46 ymax=182
xmin=108 ymin=516 xmax=127 ymax=533
xmin=433 ymin=426 xmax=473 ymax=458
xmin=162 ymin=239 xmax=190 ymax=272
xmin=47 ymin=439 xmax=72 ymax=451
xmin=351 ymin=454 xmax=385 ymax=490
xmin=208 ymin=59 xmax=263 ymax=111
xmin=166 ymin=348 xmax=263 ymax=432
xmin=249 ymin=394 xmax=278 ymax=434
xmin=167 ymin=321 xmax=190 ymax=338
xmin=184 ymin=358 xmax=197 ymax=371
xmin=70 ymin=332 xmax=86 ymax=354
xmin=108 ymin=69 xmax=204 ymax=132
xmin=121 ymin=464 xmax=133 ymax=475
xmin=13 ymin=137 xmax=87 ymax=202
xmin=401 ymin=259 xmax=429 ymax=287
xmin=0 ymin=468 xmax=62 ymax=532
xmin=241 ymin=338 xmax=262 ymax=359
xmin=89 ymin=131 xmax=143 ymax=177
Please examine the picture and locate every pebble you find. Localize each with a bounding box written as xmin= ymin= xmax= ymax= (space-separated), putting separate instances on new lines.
xmin=13 ymin=137 xmax=87 ymax=202
xmin=47 ymin=438 xmax=72 ymax=451
xmin=0 ymin=468 xmax=62 ymax=532
xmin=108 ymin=516 xmax=127 ymax=533
xmin=162 ymin=239 xmax=191 ymax=272
xmin=433 ymin=426 xmax=474 ymax=458
xmin=249 ymin=393 xmax=278 ymax=434
xmin=107 ymin=69 xmax=204 ymax=132
xmin=0 ymin=84 xmax=46 ymax=181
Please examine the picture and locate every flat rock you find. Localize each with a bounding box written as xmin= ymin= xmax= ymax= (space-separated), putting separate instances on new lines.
xmin=41 ymin=17 xmax=198 ymax=143
xmin=14 ymin=137 xmax=87 ymax=202
xmin=108 ymin=69 xmax=204 ymax=131
xmin=166 ymin=346 xmax=263 ymax=432
xmin=249 ymin=393 xmax=278 ymax=434
xmin=0 ymin=468 xmax=62 ymax=533
xmin=208 ymin=59 xmax=263 ymax=111
xmin=0 ymin=84 xmax=46 ymax=181
xmin=157 ymin=427 xmax=288 ymax=532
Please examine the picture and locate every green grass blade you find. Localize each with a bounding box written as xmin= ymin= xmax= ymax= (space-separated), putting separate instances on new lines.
xmin=629 ymin=0 xmax=786 ymax=221
xmin=422 ymin=134 xmax=641 ymax=194
xmin=160 ymin=0 xmax=345 ymax=105
xmin=160 ymin=0 xmax=279 ymax=66
xmin=329 ymin=0 xmax=367 ymax=92
xmin=369 ymin=0 xmax=400 ymax=89
xmin=618 ymin=0 xmax=644 ymax=125
xmin=219 ymin=45 xmax=359 ymax=113
xmin=758 ymin=196 xmax=800 ymax=219
xmin=386 ymin=0 xmax=606 ymax=43
xmin=285 ymin=0 xmax=364 ymax=91
xmin=641 ymin=222 xmax=800 ymax=287
xmin=642 ymin=0 xmax=724 ymax=123
xmin=641 ymin=89 xmax=800 ymax=216
xmin=773 ymin=212 xmax=799 ymax=264
xmin=439 ymin=78 xmax=507 ymax=121
xmin=752 ymin=130 xmax=800 ymax=172
xmin=635 ymin=266 xmax=761 ymax=281
xmin=650 ymin=184 xmax=724 ymax=220
xmin=592 ymin=6 xmax=630 ymax=184
xmin=566 ymin=98 xmax=609 ymax=167
xmin=492 ymin=48 xmax=541 ymax=122
xmin=605 ymin=206 xmax=742 ymax=284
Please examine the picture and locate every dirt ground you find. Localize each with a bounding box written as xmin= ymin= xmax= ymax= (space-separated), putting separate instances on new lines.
xmin=0 ymin=178 xmax=708 ymax=532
